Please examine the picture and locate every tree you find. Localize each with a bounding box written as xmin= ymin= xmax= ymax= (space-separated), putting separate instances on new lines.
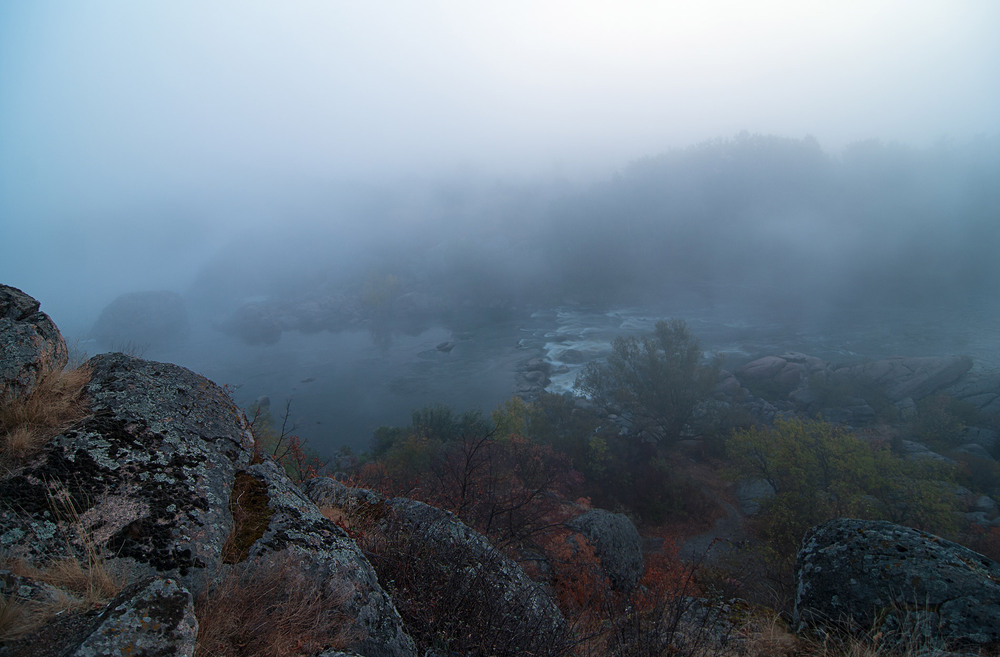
xmin=575 ymin=320 xmax=717 ymax=443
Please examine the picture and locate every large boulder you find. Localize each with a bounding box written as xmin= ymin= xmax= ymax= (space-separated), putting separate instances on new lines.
xmin=70 ymin=577 xmax=198 ymax=657
xmin=218 ymin=302 xmax=283 ymax=345
xmin=230 ymin=458 xmax=415 ymax=657
xmin=836 ymin=355 xmax=973 ymax=402
xmin=945 ymin=373 xmax=1000 ymax=418
xmin=0 ymin=574 xmax=198 ymax=657
xmin=0 ymin=284 xmax=68 ymax=397
xmin=302 ymin=478 xmax=569 ymax=657
xmin=736 ymin=352 xmax=828 ymax=398
xmin=90 ymin=290 xmax=190 ymax=351
xmin=0 ymin=353 xmax=256 ymax=595
xmin=1 ymin=351 xmax=416 ymax=657
xmin=567 ymin=508 xmax=643 ymax=591
xmin=794 ymin=518 xmax=1000 ymax=652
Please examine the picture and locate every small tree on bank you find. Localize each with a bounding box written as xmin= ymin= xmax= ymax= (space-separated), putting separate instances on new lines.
xmin=575 ymin=319 xmax=718 ymax=444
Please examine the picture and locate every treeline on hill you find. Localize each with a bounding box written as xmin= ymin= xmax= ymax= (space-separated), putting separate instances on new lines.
xmin=256 ymin=320 xmax=1000 ymax=620
xmin=197 ymin=133 xmax=1000 ymax=337
xmin=539 ymin=134 xmax=1000 ymax=313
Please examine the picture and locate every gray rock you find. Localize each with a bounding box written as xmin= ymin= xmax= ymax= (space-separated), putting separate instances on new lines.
xmin=795 ymin=518 xmax=1000 ymax=652
xmin=712 ymin=372 xmax=743 ymax=399
xmin=838 ymin=355 xmax=973 ymax=402
xmin=953 ymin=443 xmax=995 ymax=461
xmin=0 ymin=284 xmax=43 ymax=320
xmin=72 ymin=577 xmax=197 ymax=657
xmin=736 ymin=353 xmax=827 ymax=396
xmin=735 ymin=478 xmax=775 ymax=516
xmin=90 ymin=290 xmax=189 ymax=351
xmin=304 ymin=479 xmax=568 ymax=657
xmin=568 ymin=508 xmax=643 ymax=591
xmin=958 ymin=426 xmax=998 ymax=452
xmin=898 ymin=439 xmax=954 ymax=464
xmin=969 ymin=494 xmax=998 ymax=515
xmin=219 ymin=302 xmax=282 ymax=345
xmin=0 ymin=353 xmax=256 ymax=596
xmin=944 ymin=374 xmax=1000 ymax=418
xmin=0 ymin=284 xmax=68 ymax=397
xmin=239 ymin=459 xmax=416 ymax=657
xmin=894 ymin=397 xmax=918 ymax=421
xmin=0 ymin=568 xmax=68 ymax=609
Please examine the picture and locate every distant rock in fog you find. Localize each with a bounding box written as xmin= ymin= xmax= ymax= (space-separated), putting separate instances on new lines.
xmin=91 ymin=290 xmax=189 ymax=351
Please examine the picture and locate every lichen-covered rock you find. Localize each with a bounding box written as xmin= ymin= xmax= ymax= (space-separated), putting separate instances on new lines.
xmin=0 ymin=575 xmax=196 ymax=657
xmin=90 ymin=290 xmax=190 ymax=351
xmin=304 ymin=478 xmax=568 ymax=657
xmin=0 ymin=284 xmax=68 ymax=397
xmin=0 ymin=568 xmax=68 ymax=610
xmin=72 ymin=577 xmax=197 ymax=657
xmin=0 ymin=571 xmax=101 ymax=657
xmin=568 ymin=508 xmax=643 ymax=591
xmin=0 ymin=353 xmax=255 ymax=595
xmin=234 ymin=459 xmax=416 ymax=657
xmin=794 ymin=518 xmax=1000 ymax=652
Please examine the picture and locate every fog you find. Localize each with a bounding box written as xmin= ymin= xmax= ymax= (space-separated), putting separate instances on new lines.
xmin=2 ymin=2 xmax=999 ymax=454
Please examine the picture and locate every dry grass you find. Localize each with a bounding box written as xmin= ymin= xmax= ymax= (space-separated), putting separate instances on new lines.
xmin=0 ymin=364 xmax=91 ymax=467
xmin=194 ymin=554 xmax=362 ymax=657
xmin=0 ymin=592 xmax=29 ymax=640
xmin=0 ymin=486 xmax=122 ymax=643
xmin=732 ymin=609 xmax=985 ymax=657
xmin=7 ymin=554 xmax=121 ymax=607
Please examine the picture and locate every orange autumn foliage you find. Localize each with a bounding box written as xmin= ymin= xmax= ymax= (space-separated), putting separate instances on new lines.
xmin=538 ymin=527 xmax=611 ymax=616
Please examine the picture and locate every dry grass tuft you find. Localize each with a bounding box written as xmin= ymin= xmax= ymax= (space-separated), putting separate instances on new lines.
xmin=0 ymin=592 xmax=29 ymax=640
xmin=0 ymin=487 xmax=123 ymax=643
xmin=0 ymin=364 xmax=91 ymax=467
xmin=8 ymin=554 xmax=121 ymax=607
xmin=194 ymin=554 xmax=362 ymax=657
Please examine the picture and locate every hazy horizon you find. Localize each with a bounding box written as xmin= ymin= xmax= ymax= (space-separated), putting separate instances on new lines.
xmin=2 ymin=3 xmax=999 ymax=452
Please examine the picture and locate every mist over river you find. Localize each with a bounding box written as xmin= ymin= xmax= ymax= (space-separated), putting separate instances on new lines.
xmin=72 ymin=295 xmax=1000 ymax=459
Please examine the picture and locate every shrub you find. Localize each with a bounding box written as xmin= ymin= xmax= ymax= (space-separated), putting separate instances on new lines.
xmin=575 ymin=320 xmax=718 ymax=444
xmin=246 ymin=401 xmax=327 ymax=483
xmin=726 ymin=418 xmax=959 ymax=608
xmin=359 ymin=404 xmax=582 ymax=549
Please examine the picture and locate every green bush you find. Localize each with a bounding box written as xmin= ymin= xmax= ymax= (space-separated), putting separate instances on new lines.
xmin=575 ymin=320 xmax=718 ymax=444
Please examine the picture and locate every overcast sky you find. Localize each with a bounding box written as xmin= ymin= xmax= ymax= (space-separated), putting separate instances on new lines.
xmin=2 ymin=1 xmax=999 ymax=325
